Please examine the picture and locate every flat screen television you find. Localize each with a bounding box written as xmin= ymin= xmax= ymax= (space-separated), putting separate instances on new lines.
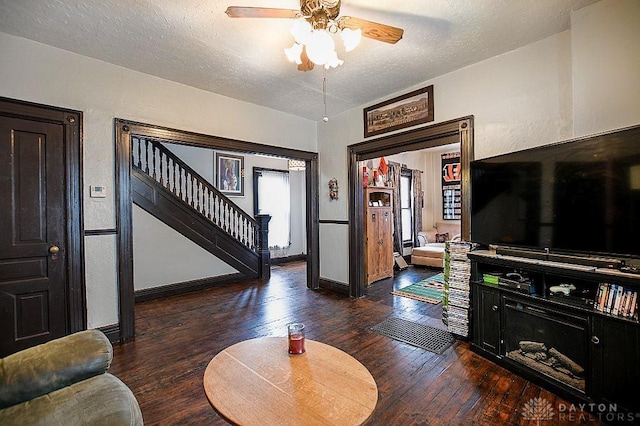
xmin=471 ymin=125 xmax=640 ymax=260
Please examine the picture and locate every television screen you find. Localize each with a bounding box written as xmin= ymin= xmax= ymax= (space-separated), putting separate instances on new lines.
xmin=471 ymin=125 xmax=640 ymax=258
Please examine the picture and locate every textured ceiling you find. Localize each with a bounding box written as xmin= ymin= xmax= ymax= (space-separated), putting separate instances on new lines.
xmin=0 ymin=0 xmax=600 ymax=121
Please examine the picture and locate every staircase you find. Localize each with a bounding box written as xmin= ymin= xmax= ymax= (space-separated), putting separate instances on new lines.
xmin=130 ymin=136 xmax=270 ymax=278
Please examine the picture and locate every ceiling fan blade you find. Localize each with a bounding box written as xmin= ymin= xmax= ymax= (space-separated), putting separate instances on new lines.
xmin=337 ymin=16 xmax=404 ymax=44
xmin=225 ymin=6 xmax=301 ymax=19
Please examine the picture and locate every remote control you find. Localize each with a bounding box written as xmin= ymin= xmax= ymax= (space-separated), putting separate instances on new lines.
xmin=620 ymin=265 xmax=640 ymax=274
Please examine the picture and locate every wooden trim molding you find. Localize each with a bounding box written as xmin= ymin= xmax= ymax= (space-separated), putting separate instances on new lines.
xmin=348 ymin=116 xmax=474 ymax=298
xmin=271 ymin=254 xmax=308 ymax=265
xmin=319 ymin=220 xmax=349 ymax=225
xmin=0 ymin=97 xmax=85 ymax=334
xmin=98 ymin=324 xmax=121 ymax=344
xmin=115 ymin=119 xmax=320 ymax=341
xmin=134 ymin=273 xmax=244 ymax=303
xmin=306 ymin=155 xmax=320 ymax=290
xmin=84 ymin=229 xmax=117 ymax=236
xmin=115 ymin=122 xmax=135 ymax=342
xmin=318 ymin=278 xmax=349 ymax=295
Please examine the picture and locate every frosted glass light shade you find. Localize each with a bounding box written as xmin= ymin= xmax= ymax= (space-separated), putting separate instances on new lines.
xmin=291 ymin=19 xmax=312 ymax=44
xmin=340 ymin=28 xmax=361 ymax=52
xmin=305 ymin=30 xmax=335 ymax=66
xmin=324 ymin=50 xmax=343 ymax=69
xmin=284 ymin=43 xmax=303 ymax=64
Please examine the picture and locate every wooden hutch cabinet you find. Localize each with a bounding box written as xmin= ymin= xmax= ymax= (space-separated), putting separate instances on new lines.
xmin=364 ymin=187 xmax=394 ymax=285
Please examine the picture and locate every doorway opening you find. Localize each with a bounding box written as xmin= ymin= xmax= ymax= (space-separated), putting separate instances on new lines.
xmin=115 ymin=119 xmax=319 ymax=341
xmin=348 ymin=117 xmax=474 ymax=297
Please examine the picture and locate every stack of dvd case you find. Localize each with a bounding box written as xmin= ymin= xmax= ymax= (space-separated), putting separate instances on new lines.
xmin=443 ymin=241 xmax=473 ymax=337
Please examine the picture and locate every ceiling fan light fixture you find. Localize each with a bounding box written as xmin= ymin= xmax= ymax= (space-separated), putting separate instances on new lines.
xmin=284 ymin=43 xmax=303 ymax=64
xmin=305 ymin=29 xmax=335 ymax=66
xmin=227 ymin=1 xmax=404 ymax=71
xmin=324 ymin=50 xmax=343 ymax=69
xmin=340 ymin=27 xmax=361 ymax=52
xmin=291 ymin=19 xmax=312 ymax=44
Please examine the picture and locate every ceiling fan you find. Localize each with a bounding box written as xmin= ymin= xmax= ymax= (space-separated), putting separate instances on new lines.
xmin=226 ymin=0 xmax=404 ymax=71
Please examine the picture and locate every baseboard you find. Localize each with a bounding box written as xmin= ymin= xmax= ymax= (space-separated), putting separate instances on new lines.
xmin=98 ymin=323 xmax=121 ymax=344
xmin=271 ymin=253 xmax=307 ymax=265
xmin=134 ymin=272 xmax=245 ymax=303
xmin=318 ymin=277 xmax=349 ymax=295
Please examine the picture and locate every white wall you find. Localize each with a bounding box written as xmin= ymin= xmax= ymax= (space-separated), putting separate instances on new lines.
xmin=317 ymin=0 xmax=640 ymax=285
xmin=133 ymin=207 xmax=238 ymax=291
xmin=0 ymin=32 xmax=316 ymax=328
xmin=289 ymin=169 xmax=307 ymax=258
xmin=572 ymin=0 xmax=640 ymax=136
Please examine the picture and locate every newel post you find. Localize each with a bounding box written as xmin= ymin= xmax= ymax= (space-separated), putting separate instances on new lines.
xmin=255 ymin=214 xmax=271 ymax=279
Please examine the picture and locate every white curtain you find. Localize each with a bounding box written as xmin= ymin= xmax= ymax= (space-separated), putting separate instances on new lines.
xmin=257 ymin=170 xmax=291 ymax=248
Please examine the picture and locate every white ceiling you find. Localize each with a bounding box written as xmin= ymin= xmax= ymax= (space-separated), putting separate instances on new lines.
xmin=0 ymin=0 xmax=599 ymax=121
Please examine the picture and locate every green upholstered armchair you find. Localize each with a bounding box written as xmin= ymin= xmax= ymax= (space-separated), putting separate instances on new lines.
xmin=0 ymin=329 xmax=143 ymax=425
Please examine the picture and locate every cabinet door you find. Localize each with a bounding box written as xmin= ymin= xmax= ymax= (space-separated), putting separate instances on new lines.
xmin=591 ymin=316 xmax=640 ymax=413
xmin=365 ymin=210 xmax=377 ymax=282
xmin=379 ymin=209 xmax=393 ymax=276
xmin=472 ymin=283 xmax=501 ymax=355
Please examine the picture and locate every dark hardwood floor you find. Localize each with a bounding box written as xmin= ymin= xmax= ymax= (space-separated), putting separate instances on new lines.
xmin=110 ymin=262 xmax=603 ymax=425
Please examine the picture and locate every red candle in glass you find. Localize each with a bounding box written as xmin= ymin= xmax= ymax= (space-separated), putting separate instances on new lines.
xmin=287 ymin=323 xmax=305 ymax=355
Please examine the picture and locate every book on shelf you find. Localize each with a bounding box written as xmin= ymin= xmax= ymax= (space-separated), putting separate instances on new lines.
xmin=595 ymin=283 xmax=639 ymax=320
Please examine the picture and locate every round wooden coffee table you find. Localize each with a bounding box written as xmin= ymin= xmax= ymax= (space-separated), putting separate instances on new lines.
xmin=203 ymin=337 xmax=378 ymax=425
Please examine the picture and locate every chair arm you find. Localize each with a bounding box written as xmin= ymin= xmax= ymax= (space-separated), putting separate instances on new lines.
xmin=0 ymin=329 xmax=113 ymax=409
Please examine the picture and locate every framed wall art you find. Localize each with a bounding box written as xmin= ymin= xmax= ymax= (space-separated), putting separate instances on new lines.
xmin=441 ymin=151 xmax=461 ymax=220
xmin=216 ymin=152 xmax=244 ymax=196
xmin=363 ymin=85 xmax=434 ymax=138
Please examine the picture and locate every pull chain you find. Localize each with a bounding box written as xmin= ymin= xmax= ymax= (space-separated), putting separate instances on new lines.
xmin=323 ymin=69 xmax=328 ymax=122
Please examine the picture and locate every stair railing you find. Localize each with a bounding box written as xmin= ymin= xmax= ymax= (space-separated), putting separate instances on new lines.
xmin=131 ymin=136 xmax=260 ymax=253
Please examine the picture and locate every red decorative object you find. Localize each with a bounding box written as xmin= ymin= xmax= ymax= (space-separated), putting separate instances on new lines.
xmin=378 ymin=156 xmax=388 ymax=176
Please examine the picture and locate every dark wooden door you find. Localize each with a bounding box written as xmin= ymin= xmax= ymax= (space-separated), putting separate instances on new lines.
xmin=0 ymin=116 xmax=68 ymax=356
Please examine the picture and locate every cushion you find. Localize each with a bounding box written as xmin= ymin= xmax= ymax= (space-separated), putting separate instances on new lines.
xmin=0 ymin=330 xmax=112 ymax=409
xmin=412 ymin=244 xmax=446 ymax=259
xmin=434 ymin=221 xmax=461 ymax=239
xmin=424 ymin=229 xmax=438 ymax=244
xmin=435 ymin=233 xmax=449 ymax=243
xmin=0 ymin=373 xmax=143 ymax=426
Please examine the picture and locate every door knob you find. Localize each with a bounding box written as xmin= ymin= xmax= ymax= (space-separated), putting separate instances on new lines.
xmin=49 ymin=245 xmax=60 ymax=254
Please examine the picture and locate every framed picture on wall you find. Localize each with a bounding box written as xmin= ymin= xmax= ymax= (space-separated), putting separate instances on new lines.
xmin=216 ymin=152 xmax=244 ymax=196
xmin=442 ymin=151 xmax=461 ymax=220
xmin=363 ymin=85 xmax=434 ymax=138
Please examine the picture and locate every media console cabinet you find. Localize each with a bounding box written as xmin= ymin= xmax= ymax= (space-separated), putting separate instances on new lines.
xmin=468 ymin=249 xmax=640 ymax=415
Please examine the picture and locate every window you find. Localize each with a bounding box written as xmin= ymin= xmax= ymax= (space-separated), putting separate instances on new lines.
xmin=254 ymin=169 xmax=290 ymax=248
xmin=400 ymin=172 xmax=413 ymax=244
